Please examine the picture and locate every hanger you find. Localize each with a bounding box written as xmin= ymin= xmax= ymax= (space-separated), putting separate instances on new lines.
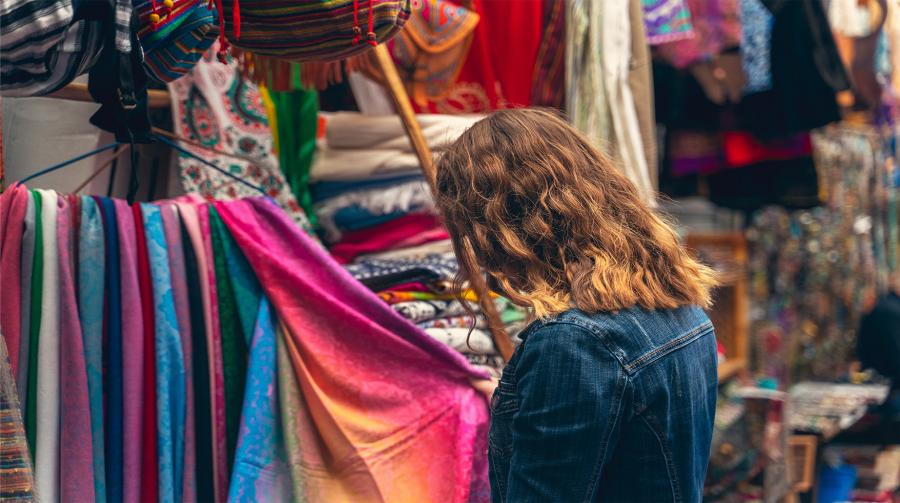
xmin=14 ymin=135 xmax=268 ymax=201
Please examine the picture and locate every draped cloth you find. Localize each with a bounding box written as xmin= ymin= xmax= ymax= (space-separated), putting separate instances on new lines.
xmin=78 ymin=196 xmax=107 ymax=502
xmin=34 ymin=189 xmax=60 ymax=503
xmin=142 ymin=204 xmax=187 ymax=503
xmin=215 ymin=197 xmax=490 ymax=503
xmin=57 ymin=195 xmax=95 ymax=502
xmin=0 ymin=185 xmax=28 ymax=377
xmin=113 ymin=198 xmax=145 ymax=503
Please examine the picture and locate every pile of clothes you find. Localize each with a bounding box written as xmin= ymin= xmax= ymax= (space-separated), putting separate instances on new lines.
xmin=310 ymin=112 xmax=528 ymax=377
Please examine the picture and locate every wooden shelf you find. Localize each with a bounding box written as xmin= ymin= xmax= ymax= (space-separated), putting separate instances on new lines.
xmin=718 ymin=358 xmax=746 ymax=382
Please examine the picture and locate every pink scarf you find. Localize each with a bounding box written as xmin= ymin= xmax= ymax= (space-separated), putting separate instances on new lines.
xmin=215 ymin=198 xmax=490 ymax=503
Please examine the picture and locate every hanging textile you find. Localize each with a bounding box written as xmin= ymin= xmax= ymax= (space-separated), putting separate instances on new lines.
xmin=0 ymin=333 xmax=33 ymax=501
xmin=265 ymin=86 xmax=320 ymax=227
xmin=566 ymin=0 xmax=654 ymax=202
xmin=215 ymin=197 xmax=491 ymax=502
xmin=529 ymin=0 xmax=566 ymax=108
xmin=1 ymin=186 xmax=494 ymax=503
xmin=168 ymin=54 xmax=318 ymax=241
xmin=640 ymin=0 xmax=694 ymax=44
xmin=416 ymin=0 xmax=544 ymax=112
xmin=57 ymin=195 xmax=95 ymax=502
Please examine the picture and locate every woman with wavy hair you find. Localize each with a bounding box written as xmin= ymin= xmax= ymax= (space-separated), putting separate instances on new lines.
xmin=434 ymin=108 xmax=719 ymax=502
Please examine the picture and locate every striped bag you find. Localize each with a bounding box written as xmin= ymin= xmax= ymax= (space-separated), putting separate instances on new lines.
xmin=217 ymin=0 xmax=411 ymax=62
xmin=136 ymin=0 xmax=219 ymax=82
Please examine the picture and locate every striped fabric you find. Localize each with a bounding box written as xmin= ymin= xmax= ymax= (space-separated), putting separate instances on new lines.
xmin=0 ymin=335 xmax=34 ymax=501
xmin=221 ymin=0 xmax=411 ymax=62
xmin=136 ymin=0 xmax=219 ymax=82
xmin=0 ymin=0 xmax=104 ymax=97
xmin=0 ymin=0 xmax=137 ymax=97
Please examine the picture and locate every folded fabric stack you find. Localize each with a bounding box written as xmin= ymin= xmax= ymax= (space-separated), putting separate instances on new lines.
xmin=345 ymin=255 xmax=529 ymax=378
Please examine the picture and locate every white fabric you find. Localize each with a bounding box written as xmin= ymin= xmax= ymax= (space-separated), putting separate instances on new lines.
xmin=35 ymin=189 xmax=60 ymax=503
xmin=424 ymin=327 xmax=497 ymax=355
xmin=602 ymin=0 xmax=654 ymax=203
xmin=347 ymin=72 xmax=395 ymax=116
xmin=355 ymin=239 xmax=455 ymax=262
xmin=311 ymin=113 xmax=483 ymax=181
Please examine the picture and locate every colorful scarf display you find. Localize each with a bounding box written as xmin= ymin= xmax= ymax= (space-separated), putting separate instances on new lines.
xmin=0 ymin=186 xmax=492 ymax=503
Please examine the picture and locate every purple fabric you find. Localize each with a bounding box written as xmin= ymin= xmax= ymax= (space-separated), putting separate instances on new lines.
xmin=113 ymin=199 xmax=145 ymax=503
xmin=160 ymin=203 xmax=197 ymax=502
xmin=57 ymin=195 xmax=96 ymax=502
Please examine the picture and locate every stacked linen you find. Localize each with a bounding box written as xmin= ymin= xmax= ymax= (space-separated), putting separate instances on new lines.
xmin=345 ymin=254 xmax=529 ymax=378
xmin=310 ymin=113 xmax=482 ymax=263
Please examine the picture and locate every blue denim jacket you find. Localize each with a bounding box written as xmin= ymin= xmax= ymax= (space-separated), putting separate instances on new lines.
xmin=489 ymin=306 xmax=718 ymax=502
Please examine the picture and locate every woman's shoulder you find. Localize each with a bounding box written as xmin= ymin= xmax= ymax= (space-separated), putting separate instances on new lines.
xmin=519 ymin=306 xmax=714 ymax=372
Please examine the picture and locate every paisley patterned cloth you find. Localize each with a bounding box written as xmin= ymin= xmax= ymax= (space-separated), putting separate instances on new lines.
xmin=77 ymin=196 xmax=107 ymax=503
xmin=168 ymin=55 xmax=318 ymax=241
xmin=142 ymin=204 xmax=187 ymax=503
xmin=228 ymin=298 xmax=293 ymax=501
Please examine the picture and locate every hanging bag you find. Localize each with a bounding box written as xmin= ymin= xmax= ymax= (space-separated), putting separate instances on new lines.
xmin=135 ymin=0 xmax=220 ymax=83
xmin=215 ymin=0 xmax=412 ymax=62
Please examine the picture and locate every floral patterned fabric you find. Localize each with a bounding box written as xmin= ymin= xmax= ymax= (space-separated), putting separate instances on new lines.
xmin=168 ymin=54 xmax=319 ymax=243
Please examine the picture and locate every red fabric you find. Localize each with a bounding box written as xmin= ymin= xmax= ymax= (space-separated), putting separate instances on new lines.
xmin=722 ymin=131 xmax=812 ymax=168
xmin=0 ymin=185 xmax=28 ymax=376
xmin=329 ymin=213 xmax=448 ymax=264
xmin=416 ymin=0 xmax=544 ymax=113
xmin=133 ymin=204 xmax=159 ymax=503
xmin=382 ymin=282 xmax=432 ymax=293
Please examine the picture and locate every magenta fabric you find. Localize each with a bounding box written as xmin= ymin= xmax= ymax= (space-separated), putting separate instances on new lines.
xmin=197 ymin=204 xmax=228 ymax=499
xmin=112 ymin=199 xmax=145 ymax=503
xmin=329 ymin=214 xmax=450 ymax=264
xmin=0 ymin=185 xmax=28 ymax=376
xmin=56 ymin=195 xmax=96 ymax=502
xmin=214 ymin=197 xmax=490 ymax=502
xmin=655 ymin=0 xmax=741 ymax=69
xmin=160 ymin=203 xmax=197 ymax=503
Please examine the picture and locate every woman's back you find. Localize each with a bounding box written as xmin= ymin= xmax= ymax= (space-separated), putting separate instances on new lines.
xmin=489 ymin=306 xmax=717 ymax=502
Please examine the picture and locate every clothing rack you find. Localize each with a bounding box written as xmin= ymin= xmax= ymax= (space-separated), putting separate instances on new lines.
xmin=9 ymin=45 xmax=515 ymax=361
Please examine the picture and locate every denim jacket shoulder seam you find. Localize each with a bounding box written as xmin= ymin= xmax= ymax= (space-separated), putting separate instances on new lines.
xmin=624 ymin=321 xmax=714 ymax=373
xmin=529 ymin=320 xmax=630 ymax=372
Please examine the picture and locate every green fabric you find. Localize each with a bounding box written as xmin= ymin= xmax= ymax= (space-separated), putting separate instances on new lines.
xmin=209 ymin=206 xmax=248 ymax=471
xmin=276 ymin=330 xmax=307 ymax=501
xmin=24 ymin=190 xmax=42 ymax=459
xmin=213 ymin=207 xmax=262 ymax=346
xmin=269 ymin=86 xmax=319 ymax=227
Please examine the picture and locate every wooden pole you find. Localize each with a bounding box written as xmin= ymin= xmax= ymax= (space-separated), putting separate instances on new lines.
xmin=371 ymin=43 xmax=516 ymax=361
xmin=371 ymin=44 xmax=436 ymax=186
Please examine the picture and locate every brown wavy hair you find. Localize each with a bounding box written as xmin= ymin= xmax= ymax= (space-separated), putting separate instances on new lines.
xmin=434 ymin=108 xmax=717 ymax=325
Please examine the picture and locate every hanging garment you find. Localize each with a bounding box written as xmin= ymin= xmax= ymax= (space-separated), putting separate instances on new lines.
xmin=133 ymin=203 xmax=160 ymax=503
xmin=566 ymin=0 xmax=611 ymax=170
xmin=0 ymin=334 xmax=34 ymax=501
xmin=266 ymin=87 xmax=320 ymax=227
xmin=629 ymin=0 xmax=659 ymax=188
xmin=208 ymin=207 xmax=248 ymax=473
xmin=98 ymin=197 xmax=125 ymax=502
xmin=641 ymin=0 xmax=694 ymax=44
xmin=227 ymin=296 xmax=293 ymax=501
xmin=416 ymin=0 xmax=544 ymax=112
xmin=169 ymin=55 xmax=318 ymax=239
xmin=23 ymin=191 xmax=42 ymax=460
xmin=215 ymin=197 xmax=490 ymax=503
xmin=113 ymin=198 xmax=145 ymax=503
xmin=180 ymin=216 xmax=216 ymax=502
xmin=0 ymin=185 xmax=28 ymax=376
xmin=142 ymin=203 xmax=187 ymax=503
xmin=56 ymin=195 xmax=96 ymax=502
xmin=17 ymin=193 xmax=34 ymax=428
xmin=654 ymin=0 xmax=741 ymax=69
xmin=160 ymin=204 xmax=197 ymax=503
xmin=77 ymin=196 xmax=107 ymax=502
xmin=740 ymin=0 xmax=774 ymax=94
xmin=275 ymin=329 xmax=306 ymax=497
xmin=34 ymin=189 xmax=60 ymax=503
xmin=529 ymin=0 xmax=566 ymax=108
xmin=387 ymin=0 xmax=480 ymax=107
xmin=198 ymin=203 xmax=229 ymax=499
xmin=177 ymin=201 xmax=228 ymax=501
